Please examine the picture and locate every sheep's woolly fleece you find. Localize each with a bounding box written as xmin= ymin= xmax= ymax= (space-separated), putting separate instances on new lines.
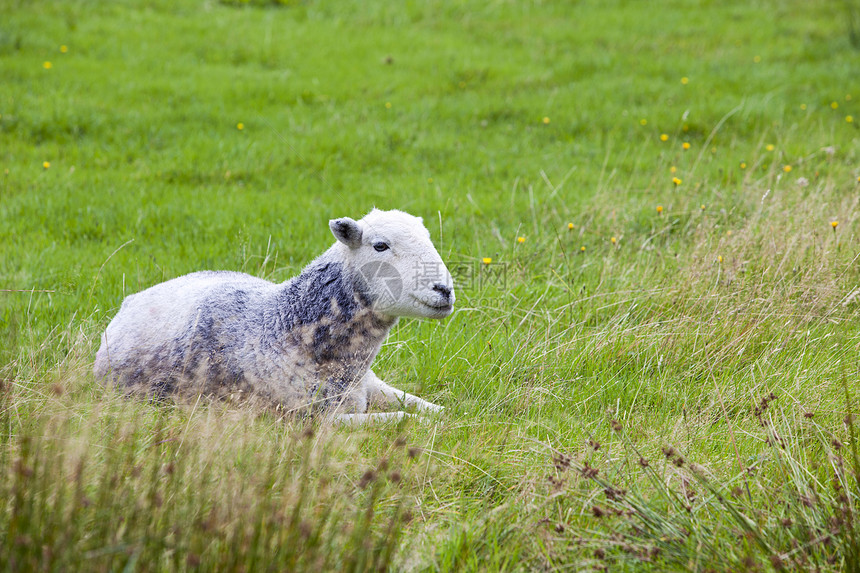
xmin=94 ymin=209 xmax=455 ymax=420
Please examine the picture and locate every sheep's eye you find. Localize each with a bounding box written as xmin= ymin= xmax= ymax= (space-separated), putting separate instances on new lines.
xmin=373 ymin=242 xmax=390 ymax=252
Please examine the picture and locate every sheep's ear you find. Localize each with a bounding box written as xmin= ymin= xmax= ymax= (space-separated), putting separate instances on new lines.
xmin=329 ymin=217 xmax=363 ymax=248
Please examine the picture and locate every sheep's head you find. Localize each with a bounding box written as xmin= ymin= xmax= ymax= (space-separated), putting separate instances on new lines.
xmin=329 ymin=209 xmax=455 ymax=319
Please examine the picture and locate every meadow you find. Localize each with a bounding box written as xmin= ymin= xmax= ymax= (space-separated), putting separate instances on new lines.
xmin=1 ymin=0 xmax=860 ymax=570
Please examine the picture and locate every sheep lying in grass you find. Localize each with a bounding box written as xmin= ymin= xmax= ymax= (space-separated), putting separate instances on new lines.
xmin=94 ymin=209 xmax=455 ymax=424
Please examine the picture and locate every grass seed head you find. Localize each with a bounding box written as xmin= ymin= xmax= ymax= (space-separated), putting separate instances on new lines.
xmin=358 ymin=469 xmax=377 ymax=489
xmin=553 ymin=453 xmax=571 ymax=472
xmin=769 ymin=554 xmax=786 ymax=571
xmin=580 ymin=462 xmax=599 ymax=479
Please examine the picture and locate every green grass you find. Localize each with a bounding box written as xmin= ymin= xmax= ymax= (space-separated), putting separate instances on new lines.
xmin=2 ymin=0 xmax=860 ymax=570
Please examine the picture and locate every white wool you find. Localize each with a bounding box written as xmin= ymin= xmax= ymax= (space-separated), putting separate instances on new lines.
xmin=94 ymin=209 xmax=453 ymax=420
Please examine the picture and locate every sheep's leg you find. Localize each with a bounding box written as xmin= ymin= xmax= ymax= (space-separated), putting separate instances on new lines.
xmin=363 ymin=370 xmax=444 ymax=413
xmin=332 ymin=411 xmax=414 ymax=426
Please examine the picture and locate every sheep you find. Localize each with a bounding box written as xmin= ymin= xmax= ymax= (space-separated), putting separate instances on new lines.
xmin=93 ymin=208 xmax=455 ymax=424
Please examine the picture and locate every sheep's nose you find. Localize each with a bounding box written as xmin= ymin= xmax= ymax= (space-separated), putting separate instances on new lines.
xmin=432 ymin=283 xmax=452 ymax=300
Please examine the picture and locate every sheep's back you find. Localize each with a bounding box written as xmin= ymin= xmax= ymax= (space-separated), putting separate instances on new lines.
xmin=95 ymin=271 xmax=278 ymax=394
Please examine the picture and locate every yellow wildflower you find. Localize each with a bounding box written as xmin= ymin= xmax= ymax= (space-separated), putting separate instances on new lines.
xmin=831 ymin=221 xmax=839 ymax=230
xmin=42 ymin=161 xmax=50 ymax=169
xmin=682 ymin=142 xmax=691 ymax=150
xmin=43 ymin=61 xmax=52 ymax=69
xmin=656 ymin=205 xmax=664 ymax=214
xmin=672 ymin=177 xmax=682 ymax=186
xmin=718 ymin=255 xmax=723 ymax=263
xmin=831 ymin=101 xmax=839 ymax=110
xmin=580 ymin=246 xmax=586 ymax=252
xmin=610 ymin=237 xmax=617 ymax=244
xmin=766 ymin=144 xmax=775 ymax=151
xmin=700 ymin=204 xmax=706 ymax=211
xmin=681 ymin=77 xmax=689 ymax=85
xmin=640 ymin=119 xmax=647 ymax=126
xmin=740 ymin=162 xmax=747 ymax=169
xmin=236 ymin=123 xmax=244 ymax=130
xmin=60 ymin=45 xmax=68 ymax=53
xmin=783 ymin=165 xmax=792 ymax=173
xmin=542 ymin=117 xmax=550 ymax=124
xmin=847 ymin=116 xmax=854 ymax=123
xmin=567 ymin=223 xmax=574 ymax=230
xmin=517 ymin=236 xmax=525 ymax=244
xmin=670 ymin=166 xmax=677 ymax=174
xmin=660 ymin=134 xmax=669 ymax=142
xmin=482 ymin=257 xmax=492 ymax=265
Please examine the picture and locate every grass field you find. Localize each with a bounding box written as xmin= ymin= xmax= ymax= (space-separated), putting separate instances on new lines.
xmin=2 ymin=0 xmax=860 ymax=570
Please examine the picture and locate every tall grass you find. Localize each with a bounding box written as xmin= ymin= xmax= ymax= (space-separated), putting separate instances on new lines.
xmin=2 ymin=337 xmax=418 ymax=571
xmin=2 ymin=167 xmax=858 ymax=570
xmin=531 ymin=385 xmax=860 ymax=571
